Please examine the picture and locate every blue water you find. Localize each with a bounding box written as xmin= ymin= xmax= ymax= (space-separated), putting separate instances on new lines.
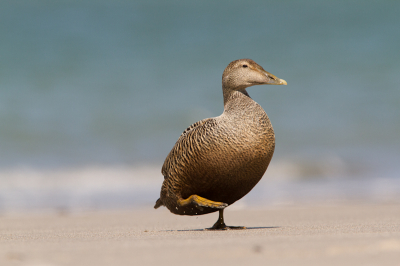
xmin=0 ymin=1 xmax=399 ymax=211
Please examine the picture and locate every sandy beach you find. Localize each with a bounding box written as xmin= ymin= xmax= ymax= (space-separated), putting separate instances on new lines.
xmin=1 ymin=202 xmax=399 ymax=266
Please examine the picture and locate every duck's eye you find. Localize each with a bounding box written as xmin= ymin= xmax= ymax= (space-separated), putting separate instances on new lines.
xmin=242 ymin=64 xmax=248 ymax=68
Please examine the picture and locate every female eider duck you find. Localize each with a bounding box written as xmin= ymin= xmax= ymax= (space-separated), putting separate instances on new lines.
xmin=154 ymin=59 xmax=287 ymax=230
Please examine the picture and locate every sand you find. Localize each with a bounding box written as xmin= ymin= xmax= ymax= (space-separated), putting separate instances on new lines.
xmin=1 ymin=202 xmax=399 ymax=266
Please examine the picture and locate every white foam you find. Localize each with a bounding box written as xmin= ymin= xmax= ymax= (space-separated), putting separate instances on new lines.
xmin=0 ymin=159 xmax=399 ymax=213
xmin=0 ymin=165 xmax=162 ymax=212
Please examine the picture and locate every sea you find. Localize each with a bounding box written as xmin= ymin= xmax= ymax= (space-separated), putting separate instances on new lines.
xmin=1 ymin=0 xmax=399 ymax=212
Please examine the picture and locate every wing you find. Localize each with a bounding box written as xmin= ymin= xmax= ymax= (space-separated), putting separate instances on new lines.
xmin=161 ymin=117 xmax=218 ymax=178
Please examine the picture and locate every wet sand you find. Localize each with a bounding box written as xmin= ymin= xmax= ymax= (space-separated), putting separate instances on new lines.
xmin=1 ymin=202 xmax=399 ymax=266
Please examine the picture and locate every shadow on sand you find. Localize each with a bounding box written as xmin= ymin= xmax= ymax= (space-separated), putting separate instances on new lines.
xmin=163 ymin=226 xmax=279 ymax=232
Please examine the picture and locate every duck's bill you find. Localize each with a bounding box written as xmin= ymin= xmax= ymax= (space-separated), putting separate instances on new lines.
xmin=274 ymin=78 xmax=287 ymax=85
xmin=262 ymin=71 xmax=287 ymax=85
xmin=265 ymin=77 xmax=287 ymax=85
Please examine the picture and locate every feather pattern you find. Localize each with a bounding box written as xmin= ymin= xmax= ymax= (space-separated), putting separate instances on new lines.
xmin=155 ymin=59 xmax=286 ymax=216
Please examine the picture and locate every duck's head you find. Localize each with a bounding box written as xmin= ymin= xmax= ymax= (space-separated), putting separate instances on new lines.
xmin=222 ymin=59 xmax=287 ymax=91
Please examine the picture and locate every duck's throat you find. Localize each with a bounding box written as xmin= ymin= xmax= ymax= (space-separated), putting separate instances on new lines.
xmin=222 ymin=89 xmax=253 ymax=112
xmin=223 ymin=88 xmax=251 ymax=105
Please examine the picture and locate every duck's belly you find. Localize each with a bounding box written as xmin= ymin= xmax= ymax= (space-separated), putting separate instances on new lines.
xmin=188 ymin=144 xmax=272 ymax=200
xmin=175 ymin=132 xmax=274 ymax=215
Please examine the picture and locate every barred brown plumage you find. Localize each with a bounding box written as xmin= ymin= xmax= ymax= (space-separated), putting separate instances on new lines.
xmin=154 ymin=59 xmax=287 ymax=230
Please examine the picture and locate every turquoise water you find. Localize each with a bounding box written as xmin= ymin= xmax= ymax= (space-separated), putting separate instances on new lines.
xmin=1 ymin=1 xmax=399 ymax=211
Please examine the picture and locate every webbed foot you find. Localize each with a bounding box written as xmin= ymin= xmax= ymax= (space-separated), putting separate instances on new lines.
xmin=178 ymin=195 xmax=228 ymax=211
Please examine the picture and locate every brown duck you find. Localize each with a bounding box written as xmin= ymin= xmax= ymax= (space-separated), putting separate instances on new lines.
xmin=154 ymin=59 xmax=287 ymax=229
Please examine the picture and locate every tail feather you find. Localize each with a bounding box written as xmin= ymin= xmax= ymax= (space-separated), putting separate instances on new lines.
xmin=154 ymin=198 xmax=163 ymax=209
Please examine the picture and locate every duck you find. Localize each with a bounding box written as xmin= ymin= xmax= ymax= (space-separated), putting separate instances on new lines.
xmin=154 ymin=59 xmax=287 ymax=229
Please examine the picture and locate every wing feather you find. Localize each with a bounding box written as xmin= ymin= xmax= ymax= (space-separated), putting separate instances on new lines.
xmin=161 ymin=118 xmax=217 ymax=178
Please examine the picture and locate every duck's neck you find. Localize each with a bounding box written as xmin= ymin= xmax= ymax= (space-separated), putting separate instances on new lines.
xmin=223 ymin=88 xmax=253 ymax=113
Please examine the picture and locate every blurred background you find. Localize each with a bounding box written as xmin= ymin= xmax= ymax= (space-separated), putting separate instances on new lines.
xmin=1 ymin=0 xmax=399 ymax=212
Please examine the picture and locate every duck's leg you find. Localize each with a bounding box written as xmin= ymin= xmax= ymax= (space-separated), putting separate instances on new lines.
xmin=178 ymin=195 xmax=227 ymax=210
xmin=207 ymin=209 xmax=246 ymax=230
xmin=177 ymin=195 xmax=245 ymax=230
